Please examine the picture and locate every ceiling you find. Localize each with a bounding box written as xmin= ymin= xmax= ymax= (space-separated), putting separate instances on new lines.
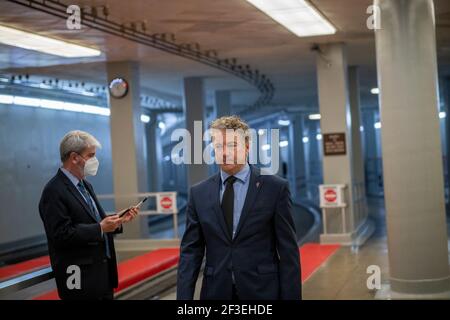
xmin=1 ymin=0 xmax=450 ymax=112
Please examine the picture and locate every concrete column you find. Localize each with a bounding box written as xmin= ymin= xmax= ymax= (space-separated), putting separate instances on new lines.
xmin=305 ymin=117 xmax=321 ymax=201
xmin=316 ymin=43 xmax=373 ymax=245
xmin=288 ymin=114 xmax=307 ymax=200
xmin=215 ymin=90 xmax=231 ymax=118
xmin=144 ymin=112 xmax=162 ymax=192
xmin=302 ymin=117 xmax=311 ymax=199
xmin=183 ymin=77 xmax=208 ymax=186
xmin=362 ymin=109 xmax=381 ymax=196
xmin=306 ymin=119 xmax=320 ymax=169
xmin=443 ymin=77 xmax=450 ymax=213
xmin=107 ymin=61 xmax=149 ymax=238
xmin=348 ymin=66 xmax=369 ymax=229
xmin=375 ymin=0 xmax=450 ymax=296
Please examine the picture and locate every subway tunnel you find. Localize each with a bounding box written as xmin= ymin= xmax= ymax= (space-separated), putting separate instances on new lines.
xmin=0 ymin=0 xmax=450 ymax=303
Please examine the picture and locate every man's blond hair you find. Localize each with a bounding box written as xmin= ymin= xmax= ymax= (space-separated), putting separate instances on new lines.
xmin=209 ymin=115 xmax=250 ymax=142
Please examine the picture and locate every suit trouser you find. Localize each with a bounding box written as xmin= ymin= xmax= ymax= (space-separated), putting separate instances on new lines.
xmin=61 ymin=258 xmax=114 ymax=300
xmin=232 ymin=284 xmax=239 ymax=301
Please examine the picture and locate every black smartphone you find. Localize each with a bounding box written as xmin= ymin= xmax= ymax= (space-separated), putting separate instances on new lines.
xmin=117 ymin=197 xmax=148 ymax=218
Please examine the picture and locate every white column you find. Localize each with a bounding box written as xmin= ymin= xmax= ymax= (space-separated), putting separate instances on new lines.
xmin=375 ymin=0 xmax=450 ymax=296
xmin=316 ymin=43 xmax=373 ymax=245
xmin=107 ymin=61 xmax=149 ymax=238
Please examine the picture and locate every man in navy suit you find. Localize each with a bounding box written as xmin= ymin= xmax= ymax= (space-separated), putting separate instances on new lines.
xmin=39 ymin=130 xmax=139 ymax=300
xmin=177 ymin=116 xmax=301 ymax=300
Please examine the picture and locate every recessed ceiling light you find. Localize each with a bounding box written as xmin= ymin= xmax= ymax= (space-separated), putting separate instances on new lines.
xmin=0 ymin=24 xmax=101 ymax=58
xmin=245 ymin=0 xmax=336 ymax=37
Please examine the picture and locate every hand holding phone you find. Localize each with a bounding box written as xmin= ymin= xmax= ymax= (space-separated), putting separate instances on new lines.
xmin=117 ymin=197 xmax=148 ymax=218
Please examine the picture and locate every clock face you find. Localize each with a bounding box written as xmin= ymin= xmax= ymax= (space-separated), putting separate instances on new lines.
xmin=108 ymin=78 xmax=128 ymax=98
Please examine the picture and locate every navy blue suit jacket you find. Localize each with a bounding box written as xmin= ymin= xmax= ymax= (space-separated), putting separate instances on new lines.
xmin=177 ymin=165 xmax=301 ymax=300
xmin=39 ymin=169 xmax=121 ymax=299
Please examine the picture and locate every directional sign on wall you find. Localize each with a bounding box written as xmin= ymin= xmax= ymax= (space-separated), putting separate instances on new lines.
xmin=323 ymin=133 xmax=346 ymax=156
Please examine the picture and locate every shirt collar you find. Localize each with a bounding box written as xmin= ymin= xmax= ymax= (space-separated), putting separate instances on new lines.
xmin=220 ymin=163 xmax=250 ymax=185
xmin=61 ymin=167 xmax=81 ymax=187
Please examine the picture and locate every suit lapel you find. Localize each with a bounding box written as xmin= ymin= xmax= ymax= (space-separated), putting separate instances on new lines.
xmin=233 ymin=165 xmax=263 ymax=240
xmin=57 ymin=169 xmax=99 ymax=223
xmin=211 ymin=173 xmax=232 ymax=242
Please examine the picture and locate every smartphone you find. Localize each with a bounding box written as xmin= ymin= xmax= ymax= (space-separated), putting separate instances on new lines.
xmin=117 ymin=196 xmax=149 ymax=218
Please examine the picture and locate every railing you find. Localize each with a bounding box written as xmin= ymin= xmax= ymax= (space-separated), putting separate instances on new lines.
xmin=0 ymin=267 xmax=53 ymax=298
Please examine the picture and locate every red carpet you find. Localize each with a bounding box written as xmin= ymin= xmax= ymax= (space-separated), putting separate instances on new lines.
xmin=115 ymin=247 xmax=179 ymax=292
xmin=33 ymin=248 xmax=180 ymax=300
xmin=0 ymin=256 xmax=50 ymax=281
xmin=300 ymin=243 xmax=341 ymax=282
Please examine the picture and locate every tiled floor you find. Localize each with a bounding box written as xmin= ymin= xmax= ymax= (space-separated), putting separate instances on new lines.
xmin=302 ymin=236 xmax=390 ymax=299
xmin=304 ymin=197 xmax=389 ymax=299
xmin=303 ymin=197 xmax=450 ymax=300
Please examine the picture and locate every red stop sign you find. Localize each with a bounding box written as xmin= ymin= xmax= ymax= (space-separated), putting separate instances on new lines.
xmin=160 ymin=196 xmax=173 ymax=209
xmin=324 ymin=189 xmax=337 ymax=203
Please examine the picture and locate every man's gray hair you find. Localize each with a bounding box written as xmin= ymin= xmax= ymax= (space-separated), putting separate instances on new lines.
xmin=60 ymin=130 xmax=101 ymax=162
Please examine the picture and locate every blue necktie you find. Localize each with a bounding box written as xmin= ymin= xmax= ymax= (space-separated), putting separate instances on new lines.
xmin=77 ymin=181 xmax=111 ymax=259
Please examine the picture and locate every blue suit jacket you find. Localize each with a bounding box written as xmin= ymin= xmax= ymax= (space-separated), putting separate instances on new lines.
xmin=177 ymin=165 xmax=301 ymax=300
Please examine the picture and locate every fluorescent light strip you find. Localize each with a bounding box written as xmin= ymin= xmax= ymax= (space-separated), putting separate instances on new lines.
xmin=13 ymin=96 xmax=41 ymax=107
xmin=309 ymin=113 xmax=321 ymax=120
xmin=141 ymin=115 xmax=151 ymax=123
xmin=0 ymin=25 xmax=101 ymax=58
xmin=245 ymin=0 xmax=336 ymax=37
xmin=0 ymin=94 xmax=148 ymax=122
xmin=278 ymin=119 xmax=291 ymax=126
xmin=371 ymin=88 xmax=380 ymax=95
xmin=0 ymin=94 xmax=13 ymax=104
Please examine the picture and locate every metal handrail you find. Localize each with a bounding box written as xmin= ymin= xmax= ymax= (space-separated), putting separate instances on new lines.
xmin=0 ymin=267 xmax=53 ymax=297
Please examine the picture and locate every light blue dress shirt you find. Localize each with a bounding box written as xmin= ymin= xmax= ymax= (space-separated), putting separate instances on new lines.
xmin=220 ymin=163 xmax=251 ymax=239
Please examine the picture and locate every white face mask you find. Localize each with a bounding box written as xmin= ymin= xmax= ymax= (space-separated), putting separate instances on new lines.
xmin=78 ymin=155 xmax=99 ymax=177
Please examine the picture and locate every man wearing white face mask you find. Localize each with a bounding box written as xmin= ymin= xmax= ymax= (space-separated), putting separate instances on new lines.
xmin=39 ymin=130 xmax=139 ymax=300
